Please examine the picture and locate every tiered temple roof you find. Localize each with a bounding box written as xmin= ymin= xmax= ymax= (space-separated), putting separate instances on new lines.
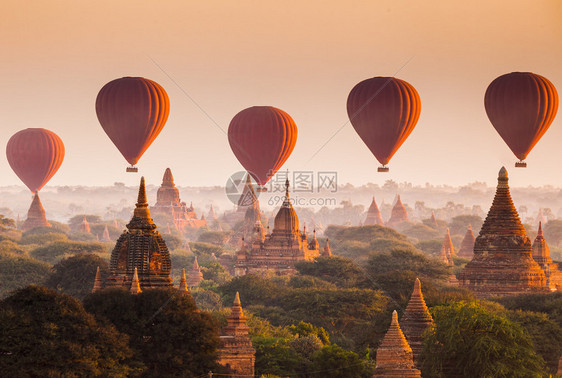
xmin=217 ymin=292 xmax=255 ymax=376
xmin=400 ymin=278 xmax=434 ymax=364
xmin=387 ymin=195 xmax=408 ymax=227
xmin=532 ymin=222 xmax=562 ymax=291
xmin=364 ymin=197 xmax=384 ymax=226
xmin=178 ymin=268 xmax=189 ymax=293
xmin=187 ymin=257 xmax=204 ymax=288
xmin=101 ymin=225 xmax=111 ymax=242
xmin=151 ymin=168 xmax=207 ymax=230
xmin=21 ymin=193 xmax=50 ymax=231
xmin=459 ymin=167 xmax=548 ymax=298
xmin=439 ymin=229 xmax=454 ymax=266
xmin=234 ymin=179 xmax=322 ymax=276
xmin=105 ymin=177 xmax=173 ymax=290
xmin=457 ymin=225 xmax=475 ymax=259
xmin=430 ymin=211 xmax=438 ymax=228
xmin=373 ymin=311 xmax=421 ymax=377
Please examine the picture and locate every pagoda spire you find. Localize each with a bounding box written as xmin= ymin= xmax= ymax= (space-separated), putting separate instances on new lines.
xmin=365 ymin=196 xmax=384 ymax=225
xmin=162 ymin=167 xmax=174 ymax=186
xmin=430 ymin=211 xmax=438 ymax=228
xmin=101 ymin=225 xmax=111 ymax=242
xmin=126 ymin=177 xmax=156 ymax=232
xmin=387 ymin=195 xmax=409 ymax=227
xmin=79 ymin=215 xmax=91 ymax=233
xmin=187 ymin=257 xmax=204 ymax=288
xmin=92 ymin=266 xmax=103 ymax=293
xmin=179 ymin=268 xmax=189 ymax=292
xmin=458 ymin=224 xmax=476 ymax=259
xmin=21 ymin=193 xmax=51 ymax=231
xmin=373 ymin=310 xmax=421 ymax=377
xmin=440 ymin=229 xmax=454 ymax=266
xmin=322 ymin=238 xmax=332 ymax=257
xmin=400 ymin=278 xmax=434 ymax=364
xmin=130 ymin=267 xmax=142 ymax=294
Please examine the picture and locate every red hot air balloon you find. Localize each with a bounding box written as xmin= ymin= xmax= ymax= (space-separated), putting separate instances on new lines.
xmin=95 ymin=77 xmax=170 ymax=172
xmin=6 ymin=128 xmax=65 ymax=193
xmin=228 ymin=106 xmax=297 ymax=191
xmin=347 ymin=77 xmax=421 ymax=172
xmin=485 ymin=72 xmax=558 ymax=167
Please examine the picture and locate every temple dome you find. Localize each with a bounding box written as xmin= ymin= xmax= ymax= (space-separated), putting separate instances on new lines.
xmin=273 ymin=179 xmax=299 ymax=232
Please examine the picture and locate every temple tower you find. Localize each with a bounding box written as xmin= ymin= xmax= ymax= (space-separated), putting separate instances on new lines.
xmin=217 ymin=292 xmax=256 ymax=376
xmin=440 ymin=229 xmax=454 ymax=266
xmin=79 ymin=215 xmax=91 ymax=234
xmin=532 ymin=222 xmax=562 ymax=290
xmin=92 ymin=267 xmax=103 ymax=293
xmin=322 ymin=239 xmax=332 ymax=257
xmin=105 ymin=177 xmax=173 ymax=290
xmin=387 ymin=195 xmax=408 ymax=227
xmin=21 ymin=193 xmax=50 ymax=231
xmin=459 ymin=167 xmax=548 ymax=297
xmin=101 ymin=225 xmax=111 ymax=242
xmin=430 ymin=211 xmax=438 ymax=228
xmin=400 ymin=278 xmax=434 ymax=364
xmin=457 ymin=225 xmax=476 ymax=259
xmin=365 ymin=197 xmax=384 ymax=226
xmin=373 ymin=310 xmax=421 ymax=377
xmin=187 ymin=257 xmax=204 ymax=288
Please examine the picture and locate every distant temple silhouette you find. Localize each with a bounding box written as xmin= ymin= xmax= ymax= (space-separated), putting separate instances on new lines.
xmin=150 ymin=168 xmax=207 ymax=230
xmin=234 ymin=179 xmax=325 ymax=276
xmin=364 ymin=196 xmax=384 ymax=226
xmin=21 ymin=193 xmax=50 ymax=231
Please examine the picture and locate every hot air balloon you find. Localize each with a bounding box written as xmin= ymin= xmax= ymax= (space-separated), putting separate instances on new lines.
xmin=228 ymin=106 xmax=297 ymax=191
xmin=347 ymin=77 xmax=421 ymax=172
xmin=6 ymin=128 xmax=65 ymax=193
xmin=485 ymin=72 xmax=558 ymax=167
xmin=95 ymin=77 xmax=170 ymax=172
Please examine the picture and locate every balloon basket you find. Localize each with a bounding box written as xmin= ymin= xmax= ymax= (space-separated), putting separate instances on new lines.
xmin=515 ymin=161 xmax=527 ymax=168
xmin=126 ymin=166 xmax=138 ymax=173
xmin=377 ymin=166 xmax=389 ymax=172
xmin=257 ymin=186 xmax=268 ymax=192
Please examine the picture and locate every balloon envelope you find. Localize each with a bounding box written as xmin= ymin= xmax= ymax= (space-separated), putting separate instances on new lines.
xmin=6 ymin=128 xmax=65 ymax=193
xmin=228 ymin=106 xmax=297 ymax=186
xmin=347 ymin=77 xmax=421 ymax=166
xmin=95 ymin=77 xmax=170 ymax=166
xmin=485 ymin=72 xmax=558 ymax=161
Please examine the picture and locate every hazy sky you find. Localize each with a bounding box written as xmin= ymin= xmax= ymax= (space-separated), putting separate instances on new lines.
xmin=1 ymin=1 xmax=561 ymax=190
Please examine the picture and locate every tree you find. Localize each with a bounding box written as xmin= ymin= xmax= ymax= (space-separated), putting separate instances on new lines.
xmin=401 ymin=223 xmax=440 ymax=241
xmin=310 ymin=344 xmax=372 ymax=378
xmin=197 ymin=231 xmax=232 ymax=246
xmin=365 ymin=248 xmax=449 ymax=280
xmin=30 ymin=240 xmax=106 ymax=263
xmin=219 ymin=275 xmax=282 ymax=306
xmin=84 ymin=288 xmax=222 ymax=376
xmin=19 ymin=231 xmax=68 ymax=246
xmin=295 ymin=256 xmax=364 ymax=287
xmin=421 ymin=301 xmax=545 ymax=377
xmin=288 ymin=321 xmax=330 ymax=345
xmin=253 ymin=337 xmax=302 ymax=376
xmin=415 ymin=239 xmax=442 ymax=257
xmin=0 ymin=286 xmax=133 ymax=376
xmin=0 ymin=252 xmax=51 ymax=298
xmin=45 ymin=254 xmax=110 ymax=300
xmin=448 ymin=215 xmax=483 ymax=236
xmin=543 ymin=220 xmax=562 ymax=247
xmin=68 ymin=214 xmax=102 ymax=231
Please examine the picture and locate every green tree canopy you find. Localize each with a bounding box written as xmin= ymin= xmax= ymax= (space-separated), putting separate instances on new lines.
xmin=295 ymin=256 xmax=364 ymax=287
xmin=45 ymin=253 xmax=109 ymax=300
xmin=84 ymin=288 xmax=222 ymax=376
xmin=448 ymin=215 xmax=483 ymax=236
xmin=0 ymin=252 xmax=51 ymax=298
xmin=0 ymin=286 xmax=133 ymax=377
xmin=421 ymin=301 xmax=545 ymax=377
xmin=30 ymin=240 xmax=106 ymax=263
xmin=365 ymin=248 xmax=449 ymax=280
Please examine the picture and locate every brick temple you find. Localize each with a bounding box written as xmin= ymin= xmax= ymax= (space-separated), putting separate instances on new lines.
xmin=439 ymin=229 xmax=454 ymax=266
xmin=234 ymin=179 xmax=323 ymax=276
xmin=457 ymin=225 xmax=476 ymax=259
xmin=105 ymin=177 xmax=173 ymax=290
xmin=364 ymin=196 xmax=384 ymax=226
xmin=21 ymin=193 xmax=51 ymax=231
xmin=150 ymin=168 xmax=207 ymax=230
xmin=459 ymin=167 xmax=548 ymax=297
xmin=387 ymin=195 xmax=409 ymax=228
xmin=532 ymin=222 xmax=562 ymax=291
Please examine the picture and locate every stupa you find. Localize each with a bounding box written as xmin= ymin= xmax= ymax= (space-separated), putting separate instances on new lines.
xmin=235 ymin=179 xmax=322 ymax=276
xmin=532 ymin=222 xmax=562 ymax=291
xmin=430 ymin=211 xmax=438 ymax=228
xmin=322 ymin=238 xmax=332 ymax=257
xmin=372 ymin=310 xmax=422 ymax=377
xmin=459 ymin=167 xmax=548 ymax=297
xmin=79 ymin=215 xmax=91 ymax=234
xmin=187 ymin=257 xmax=204 ymax=288
xmin=439 ymin=229 xmax=454 ymax=266
xmin=223 ymin=175 xmax=260 ymax=226
xmin=101 ymin=225 xmax=111 ymax=242
xmin=21 ymin=193 xmax=50 ymax=231
xmin=228 ymin=178 xmax=264 ymax=248
xmin=364 ymin=197 xmax=384 ymax=226
xmin=105 ymin=177 xmax=173 ymax=290
xmin=400 ymin=278 xmax=434 ymax=364
xmin=150 ymin=168 xmax=207 ymax=230
xmin=387 ymin=195 xmax=409 ymax=227
xmin=457 ymin=225 xmax=476 ymax=259
xmin=217 ymin=292 xmax=255 ymax=376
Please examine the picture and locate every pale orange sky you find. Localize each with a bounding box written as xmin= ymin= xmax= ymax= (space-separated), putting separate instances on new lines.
xmin=1 ymin=0 xmax=561 ymax=189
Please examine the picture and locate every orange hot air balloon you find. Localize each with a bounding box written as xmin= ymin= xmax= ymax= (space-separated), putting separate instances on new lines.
xmin=6 ymin=128 xmax=65 ymax=193
xmin=95 ymin=77 xmax=170 ymax=172
xmin=347 ymin=77 xmax=421 ymax=172
xmin=228 ymin=106 xmax=297 ymax=190
xmin=485 ymin=72 xmax=558 ymax=167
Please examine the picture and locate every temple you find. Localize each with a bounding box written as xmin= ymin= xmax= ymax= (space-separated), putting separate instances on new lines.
xmin=150 ymin=168 xmax=207 ymax=230
xmin=223 ymin=175 xmax=260 ymax=226
xmin=21 ymin=193 xmax=50 ymax=231
xmin=387 ymin=195 xmax=408 ymax=227
xmin=532 ymin=222 xmax=562 ymax=291
xmin=373 ymin=310 xmax=422 ymax=377
xmin=228 ymin=176 xmax=264 ymax=248
xmin=457 ymin=225 xmax=475 ymax=259
xmin=430 ymin=211 xmax=438 ymax=228
xmin=187 ymin=257 xmax=204 ymax=288
xmin=364 ymin=197 xmax=384 ymax=226
xmin=234 ymin=179 xmax=322 ymax=276
xmin=217 ymin=292 xmax=255 ymax=376
xmin=322 ymin=238 xmax=332 ymax=257
xmin=459 ymin=167 xmax=548 ymax=298
xmin=105 ymin=177 xmax=173 ymax=290
xmin=79 ymin=215 xmax=91 ymax=234
xmin=439 ymin=229 xmax=454 ymax=266
xmin=400 ymin=278 xmax=434 ymax=364
xmin=101 ymin=225 xmax=111 ymax=242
